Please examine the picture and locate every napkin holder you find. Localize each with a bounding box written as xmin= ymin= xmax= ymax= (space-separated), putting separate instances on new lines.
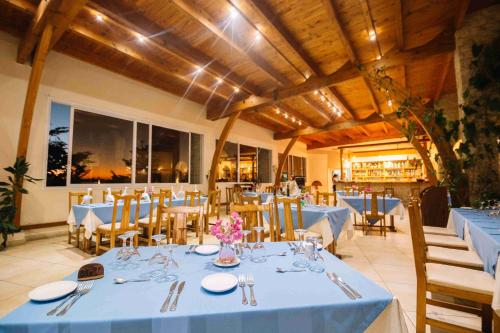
xmin=77 ymin=263 xmax=104 ymax=281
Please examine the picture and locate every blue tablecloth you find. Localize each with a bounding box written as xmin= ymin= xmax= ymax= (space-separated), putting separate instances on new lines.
xmin=0 ymin=243 xmax=393 ymax=333
xmin=450 ymin=208 xmax=500 ymax=275
xmin=339 ymin=196 xmax=401 ymax=215
xmin=72 ymin=198 xmax=205 ymax=228
xmin=266 ymin=205 xmax=350 ymax=241
xmin=243 ymin=192 xmax=274 ymax=203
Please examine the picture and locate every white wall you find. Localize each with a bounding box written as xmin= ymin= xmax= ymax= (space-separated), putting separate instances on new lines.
xmin=0 ymin=31 xmax=316 ymax=226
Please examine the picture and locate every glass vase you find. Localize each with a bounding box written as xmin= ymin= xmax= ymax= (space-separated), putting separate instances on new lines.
xmin=218 ymin=242 xmax=236 ymax=264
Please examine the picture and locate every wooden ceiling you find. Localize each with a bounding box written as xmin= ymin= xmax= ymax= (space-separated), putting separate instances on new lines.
xmin=0 ymin=0 xmax=481 ymax=149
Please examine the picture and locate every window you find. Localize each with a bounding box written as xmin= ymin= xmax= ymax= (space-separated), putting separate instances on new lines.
xmin=257 ymin=148 xmax=271 ymax=183
xmin=239 ymin=144 xmax=257 ymax=182
xmin=135 ymin=123 xmax=149 ymax=183
xmin=216 ymin=141 xmax=238 ymax=182
xmin=277 ymin=154 xmax=306 ymax=182
xmin=46 ymin=102 xmax=70 ymax=186
xmin=151 ymin=126 xmax=189 ymax=183
xmin=71 ymin=110 xmax=133 ymax=184
xmin=190 ymin=133 xmax=202 ymax=184
xmin=45 ymin=102 xmax=203 ymax=186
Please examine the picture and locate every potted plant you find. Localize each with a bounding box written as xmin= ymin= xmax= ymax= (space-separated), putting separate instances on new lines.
xmin=0 ymin=157 xmax=40 ymax=250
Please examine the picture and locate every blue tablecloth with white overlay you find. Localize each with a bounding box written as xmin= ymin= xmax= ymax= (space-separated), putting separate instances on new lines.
xmin=0 ymin=243 xmax=406 ymax=333
xmin=338 ymin=196 xmax=403 ymax=216
xmin=243 ymin=191 xmax=274 ymax=203
xmin=448 ymin=208 xmax=500 ymax=276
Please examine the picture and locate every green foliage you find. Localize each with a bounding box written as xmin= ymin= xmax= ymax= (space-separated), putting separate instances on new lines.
xmin=0 ymin=157 xmax=40 ymax=249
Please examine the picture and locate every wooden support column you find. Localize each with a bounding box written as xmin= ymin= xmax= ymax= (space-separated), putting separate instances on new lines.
xmin=14 ymin=24 xmax=53 ymax=226
xmin=208 ymin=111 xmax=241 ymax=192
xmin=274 ymin=137 xmax=299 ymax=187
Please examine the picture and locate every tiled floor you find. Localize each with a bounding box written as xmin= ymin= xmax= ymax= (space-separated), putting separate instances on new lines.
xmin=0 ymin=213 xmax=482 ymax=332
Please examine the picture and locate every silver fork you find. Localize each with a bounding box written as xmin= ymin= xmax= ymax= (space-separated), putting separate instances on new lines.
xmin=57 ymin=281 xmax=94 ymax=316
xmin=238 ymin=274 xmax=248 ymax=305
xmin=246 ymin=274 xmax=257 ymax=306
xmin=46 ymin=282 xmax=83 ymax=316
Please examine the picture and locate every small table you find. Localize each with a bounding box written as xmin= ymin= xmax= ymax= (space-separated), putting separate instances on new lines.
xmin=338 ymin=195 xmax=404 ymax=232
xmin=0 ymin=243 xmax=407 ymax=333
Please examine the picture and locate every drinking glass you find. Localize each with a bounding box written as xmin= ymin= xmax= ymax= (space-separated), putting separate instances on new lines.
xmin=251 ymin=226 xmax=267 ymax=263
xmin=143 ymin=234 xmax=167 ymax=279
xmin=156 ymin=244 xmax=179 ymax=283
xmin=294 ymin=229 xmax=307 ymax=253
xmin=292 ymin=229 xmax=310 ymax=268
xmin=126 ymin=230 xmax=141 ymax=269
xmin=306 ymin=236 xmax=325 ymax=273
xmin=112 ymin=233 xmax=130 ymax=270
xmin=239 ymin=230 xmax=252 ymax=260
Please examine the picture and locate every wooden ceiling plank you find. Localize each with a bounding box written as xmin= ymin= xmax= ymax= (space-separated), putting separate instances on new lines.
xmin=307 ymin=131 xmax=402 ymax=149
xmin=276 ymin=103 xmax=315 ymax=128
xmin=274 ymin=112 xmax=399 ymax=140
xmin=89 ymin=2 xmax=259 ymax=96
xmin=171 ymin=0 xmax=288 ymax=85
xmin=208 ymin=29 xmax=454 ymax=119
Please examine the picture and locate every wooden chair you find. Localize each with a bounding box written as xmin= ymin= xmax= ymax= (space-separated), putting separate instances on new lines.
xmin=231 ymin=203 xmax=269 ymax=243
xmin=314 ymin=192 xmax=337 ymax=206
xmin=102 ymin=189 xmax=121 ymax=202
xmin=408 ymin=201 xmax=495 ymax=333
xmin=68 ymin=191 xmax=92 ymax=248
xmin=273 ymin=197 xmax=322 ymax=243
xmin=225 ymin=187 xmax=234 ymax=214
xmin=95 ymin=194 xmax=140 ymax=255
xmin=184 ymin=191 xmax=202 ymax=237
xmin=344 ymin=186 xmax=354 ymax=196
xmin=137 ymin=192 xmax=166 ymax=246
xmin=410 ymin=187 xmax=420 ymax=198
xmin=204 ymin=190 xmax=221 ymax=236
xmin=362 ymin=191 xmax=386 ymax=236
xmin=384 ymin=187 xmax=395 ymax=197
xmin=162 ymin=206 xmax=202 ymax=245
xmin=264 ymin=185 xmax=274 ymax=193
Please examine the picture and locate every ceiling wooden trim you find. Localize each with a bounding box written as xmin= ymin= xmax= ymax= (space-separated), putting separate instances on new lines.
xmin=307 ymin=131 xmax=403 ymax=149
xmin=274 ymin=112 xmax=400 ymax=140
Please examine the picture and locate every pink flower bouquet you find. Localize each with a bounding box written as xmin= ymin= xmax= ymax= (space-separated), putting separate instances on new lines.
xmin=210 ymin=212 xmax=244 ymax=244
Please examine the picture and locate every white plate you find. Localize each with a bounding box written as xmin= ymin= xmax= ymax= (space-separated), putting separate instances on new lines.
xmin=213 ymin=257 xmax=241 ymax=268
xmin=195 ymin=244 xmax=219 ymax=255
xmin=461 ymin=207 xmax=473 ymax=209
xmin=29 ymin=281 xmax=78 ymax=302
xmin=201 ymin=273 xmax=238 ymax=293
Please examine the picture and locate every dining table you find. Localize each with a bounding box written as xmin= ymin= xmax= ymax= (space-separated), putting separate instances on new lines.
xmin=337 ymin=194 xmax=404 ymax=232
xmin=67 ymin=197 xmax=207 ymax=240
xmin=447 ymin=208 xmax=500 ymax=314
xmin=242 ymin=191 xmax=274 ymax=203
xmin=0 ymin=242 xmax=408 ymax=333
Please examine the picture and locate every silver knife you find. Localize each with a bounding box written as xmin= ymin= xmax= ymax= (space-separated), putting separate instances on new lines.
xmin=332 ymin=273 xmax=362 ymax=298
xmin=169 ymin=281 xmax=185 ymax=311
xmin=160 ymin=281 xmax=178 ymax=312
xmin=326 ymin=273 xmax=355 ymax=300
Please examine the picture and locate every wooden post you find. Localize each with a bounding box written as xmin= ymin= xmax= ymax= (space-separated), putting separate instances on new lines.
xmin=208 ymin=111 xmax=241 ymax=192
xmin=274 ymin=137 xmax=299 ymax=187
xmin=14 ymin=24 xmax=53 ymax=226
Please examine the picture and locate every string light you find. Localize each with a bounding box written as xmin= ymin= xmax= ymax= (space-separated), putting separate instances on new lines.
xmin=291 ymin=117 xmax=296 ymax=123
xmin=368 ymin=30 xmax=376 ymax=41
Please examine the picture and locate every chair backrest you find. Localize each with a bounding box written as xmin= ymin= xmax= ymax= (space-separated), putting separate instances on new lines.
xmin=111 ymin=193 xmax=140 ymax=233
xmin=144 ymin=192 xmax=164 ymax=229
xmin=344 ymin=186 xmax=353 ymax=196
xmin=230 ymin=203 xmax=266 ymax=242
xmin=410 ymin=187 xmax=420 ymax=198
xmin=102 ymin=189 xmax=121 ymax=202
xmin=384 ymin=187 xmax=395 ymax=197
xmin=206 ymin=190 xmax=221 ymax=217
xmin=407 ymin=200 xmax=427 ymax=285
xmin=68 ymin=191 xmax=90 ymax=212
xmin=159 ymin=189 xmax=173 ymax=208
xmin=225 ymin=187 xmax=234 ymax=204
xmin=274 ymin=196 xmax=303 ymax=241
xmin=264 ymin=185 xmax=274 ymax=193
xmin=363 ymin=191 xmax=386 ymax=218
xmin=184 ymin=191 xmax=201 ymax=207
xmin=420 ymin=186 xmax=449 ymax=228
xmin=134 ymin=189 xmax=144 ymax=195
xmin=162 ymin=206 xmax=200 ymax=244
xmin=314 ymin=192 xmax=337 ymax=206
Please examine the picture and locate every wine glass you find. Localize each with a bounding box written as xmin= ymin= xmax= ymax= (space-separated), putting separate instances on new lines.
xmin=126 ymin=230 xmax=141 ymax=269
xmin=306 ymin=236 xmax=325 ymax=273
xmin=142 ymin=234 xmax=167 ymax=279
xmin=112 ymin=233 xmax=130 ymax=270
xmin=251 ymin=226 xmax=267 ymax=263
xmin=156 ymin=244 xmax=179 ymax=283
xmin=239 ymin=230 xmax=252 ymax=260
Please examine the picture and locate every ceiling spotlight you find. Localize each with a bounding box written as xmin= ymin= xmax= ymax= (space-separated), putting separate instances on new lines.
xmin=275 ymin=108 xmax=280 ymax=114
xmin=96 ymin=14 xmax=103 ymax=22
xmin=387 ymin=99 xmax=393 ymax=107
xmin=255 ymin=32 xmax=262 ymax=41
xmin=215 ymin=77 xmax=223 ymax=85
xmin=137 ymin=34 xmax=146 ymax=43
xmin=368 ymin=30 xmax=376 ymax=41
xmin=376 ymin=55 xmax=381 ymax=60
xmin=320 ymin=96 xmax=325 ymax=102
xmin=194 ymin=66 xmax=203 ymax=75
xmin=291 ymin=117 xmax=296 ymax=122
xmin=298 ymin=120 xmax=302 ymax=126
xmin=284 ymin=113 xmax=288 ymax=119
xmin=327 ymin=102 xmax=332 ymax=107
xmin=229 ymin=7 xmax=238 ymax=19
xmin=314 ymin=90 xmax=318 ymax=95
xmin=233 ymin=86 xmax=240 ymax=93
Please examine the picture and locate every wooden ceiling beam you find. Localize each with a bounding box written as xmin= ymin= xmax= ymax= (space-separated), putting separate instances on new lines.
xmin=208 ymin=29 xmax=454 ymax=119
xmin=254 ymin=111 xmax=296 ymax=131
xmin=276 ymin=103 xmax=315 ymax=128
xmin=17 ymin=0 xmax=87 ymax=64
xmin=274 ymin=112 xmax=400 ymax=140
xmin=89 ymin=2 xmax=259 ymax=97
xmin=394 ymin=0 xmax=405 ymax=50
xmin=307 ymin=131 xmax=402 ymax=149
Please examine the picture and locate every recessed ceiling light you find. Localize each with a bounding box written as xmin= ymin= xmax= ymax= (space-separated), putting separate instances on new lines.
xmin=255 ymin=32 xmax=262 ymax=41
xmin=368 ymin=30 xmax=376 ymax=41
xmin=387 ymin=99 xmax=393 ymax=107
xmin=229 ymin=7 xmax=238 ymax=19
xmin=291 ymin=117 xmax=296 ymax=122
xmin=320 ymin=96 xmax=325 ymax=101
xmin=96 ymin=14 xmax=103 ymax=22
xmin=314 ymin=90 xmax=318 ymax=95
xmin=233 ymin=86 xmax=240 ymax=93
xmin=194 ymin=66 xmax=203 ymax=74
xmin=298 ymin=120 xmax=302 ymax=126
xmin=215 ymin=77 xmax=222 ymax=85
xmin=275 ymin=108 xmax=280 ymax=114
xmin=137 ymin=34 xmax=146 ymax=43
xmin=284 ymin=113 xmax=288 ymax=119
xmin=376 ymin=55 xmax=381 ymax=60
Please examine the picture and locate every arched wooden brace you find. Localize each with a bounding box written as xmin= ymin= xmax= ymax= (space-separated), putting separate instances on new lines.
xmin=208 ymin=111 xmax=242 ymax=192
xmin=274 ymin=136 xmax=299 ymax=187
xmin=14 ymin=24 xmax=53 ymax=226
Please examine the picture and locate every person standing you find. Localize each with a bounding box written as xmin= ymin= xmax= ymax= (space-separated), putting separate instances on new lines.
xmin=332 ymin=173 xmax=339 ymax=192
